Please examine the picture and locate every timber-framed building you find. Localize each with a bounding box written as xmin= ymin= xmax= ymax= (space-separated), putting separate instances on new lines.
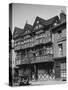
xmin=13 ymin=12 xmax=66 ymax=82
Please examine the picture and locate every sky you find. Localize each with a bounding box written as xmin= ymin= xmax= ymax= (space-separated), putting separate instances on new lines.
xmin=12 ymin=3 xmax=66 ymax=33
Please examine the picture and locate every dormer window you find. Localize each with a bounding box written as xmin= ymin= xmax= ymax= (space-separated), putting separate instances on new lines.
xmin=54 ymin=22 xmax=57 ymax=26
xmin=39 ymin=24 xmax=43 ymax=28
xmin=36 ymin=25 xmax=38 ymax=29
xmin=34 ymin=25 xmax=38 ymax=30
xmin=25 ymin=30 xmax=28 ymax=34
xmin=37 ymin=20 xmax=39 ymax=24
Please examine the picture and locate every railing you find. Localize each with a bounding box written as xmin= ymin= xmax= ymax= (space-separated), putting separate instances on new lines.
xmin=16 ymin=59 xmax=31 ymax=65
xmin=14 ymin=31 xmax=52 ymax=50
xmin=14 ymin=37 xmax=52 ymax=50
xmin=35 ymin=54 xmax=53 ymax=63
xmin=15 ymin=54 xmax=53 ymax=65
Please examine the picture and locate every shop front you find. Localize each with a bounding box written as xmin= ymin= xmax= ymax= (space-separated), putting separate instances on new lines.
xmin=31 ymin=61 xmax=55 ymax=81
xmin=54 ymin=57 xmax=66 ymax=81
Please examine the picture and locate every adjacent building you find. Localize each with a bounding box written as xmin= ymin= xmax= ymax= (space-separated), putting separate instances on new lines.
xmin=52 ymin=12 xmax=66 ymax=80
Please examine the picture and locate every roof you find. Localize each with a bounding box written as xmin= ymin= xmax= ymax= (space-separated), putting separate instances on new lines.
xmin=13 ymin=15 xmax=61 ymax=39
xmin=51 ymin=20 xmax=66 ymax=33
xmin=20 ymin=23 xmax=33 ymax=37
xmin=46 ymin=16 xmax=60 ymax=25
xmin=13 ymin=27 xmax=24 ymax=39
xmin=24 ymin=23 xmax=32 ymax=30
xmin=33 ymin=15 xmax=60 ymax=27
xmin=60 ymin=11 xmax=66 ymax=22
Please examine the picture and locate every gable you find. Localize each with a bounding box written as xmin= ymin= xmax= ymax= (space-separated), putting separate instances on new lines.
xmin=46 ymin=16 xmax=60 ymax=26
xmin=33 ymin=17 xmax=45 ymax=32
xmin=24 ymin=23 xmax=32 ymax=35
xmin=13 ymin=27 xmax=23 ymax=39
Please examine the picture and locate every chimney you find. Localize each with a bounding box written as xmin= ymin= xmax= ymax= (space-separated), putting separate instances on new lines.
xmin=60 ymin=10 xmax=66 ymax=22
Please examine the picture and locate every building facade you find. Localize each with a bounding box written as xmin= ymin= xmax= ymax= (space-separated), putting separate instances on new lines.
xmin=52 ymin=12 xmax=66 ymax=80
xmin=13 ymin=12 xmax=66 ymax=83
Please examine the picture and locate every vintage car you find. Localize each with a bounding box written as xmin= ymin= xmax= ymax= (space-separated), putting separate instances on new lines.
xmin=19 ymin=75 xmax=30 ymax=85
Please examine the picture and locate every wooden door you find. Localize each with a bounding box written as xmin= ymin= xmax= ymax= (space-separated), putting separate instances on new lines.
xmin=55 ymin=61 xmax=60 ymax=79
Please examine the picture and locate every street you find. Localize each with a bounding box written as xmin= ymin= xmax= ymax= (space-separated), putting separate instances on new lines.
xmin=29 ymin=80 xmax=66 ymax=86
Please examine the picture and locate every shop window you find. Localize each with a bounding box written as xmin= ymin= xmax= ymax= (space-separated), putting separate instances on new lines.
xmin=60 ymin=63 xmax=66 ymax=78
xmin=58 ymin=43 xmax=63 ymax=56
